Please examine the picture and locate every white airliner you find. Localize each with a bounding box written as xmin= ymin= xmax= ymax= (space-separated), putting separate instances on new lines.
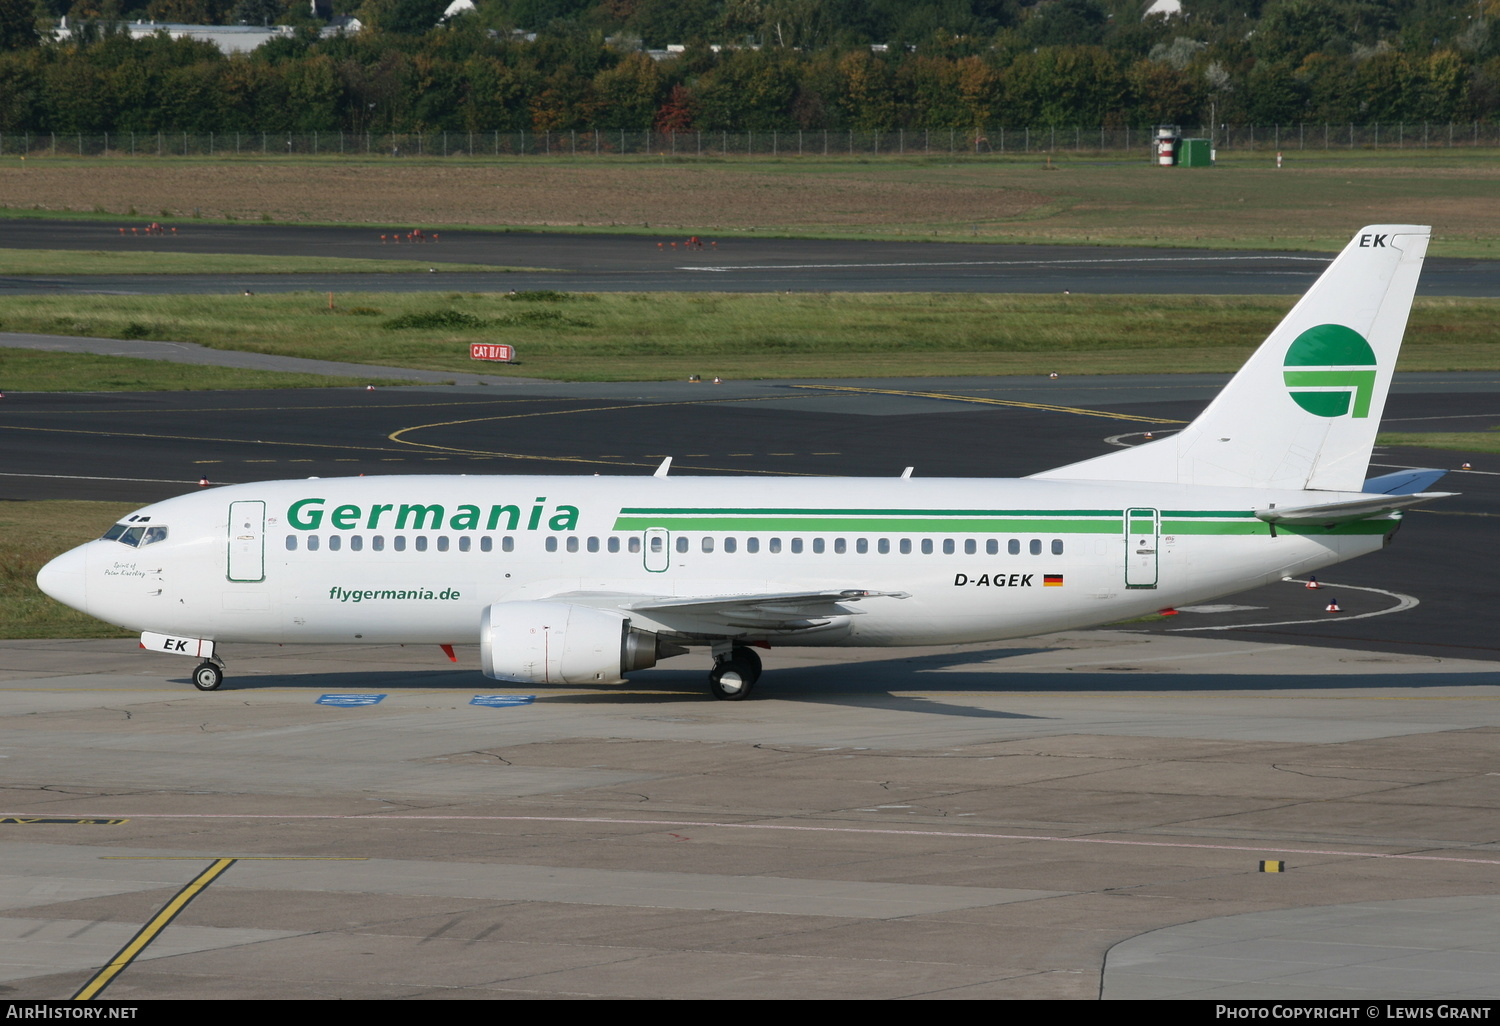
xmin=38 ymin=225 xmax=1449 ymax=699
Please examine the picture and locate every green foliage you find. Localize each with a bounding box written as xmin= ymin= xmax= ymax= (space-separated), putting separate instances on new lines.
xmin=0 ymin=0 xmax=1496 ymax=131
xmin=382 ymin=308 xmax=488 ymax=328
xmin=0 ymin=0 xmax=40 ymax=49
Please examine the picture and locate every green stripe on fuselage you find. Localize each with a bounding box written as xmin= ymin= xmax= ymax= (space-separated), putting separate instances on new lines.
xmin=610 ymin=507 xmax=1397 ymax=537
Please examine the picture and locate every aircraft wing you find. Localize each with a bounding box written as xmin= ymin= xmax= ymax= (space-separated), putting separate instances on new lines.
xmin=1255 ymin=491 xmax=1456 ymax=525
xmin=554 ymin=589 xmax=909 ymax=632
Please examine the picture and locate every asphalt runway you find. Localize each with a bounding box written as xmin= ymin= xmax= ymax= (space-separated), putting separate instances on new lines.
xmin=3 ymin=373 xmax=1497 ymax=664
xmin=3 ymin=219 xmax=1498 ymax=294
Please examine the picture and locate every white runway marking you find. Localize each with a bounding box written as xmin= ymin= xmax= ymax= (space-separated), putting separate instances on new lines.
xmin=680 ymin=255 xmax=1329 ymax=272
xmin=11 ymin=812 xmax=1500 ymax=866
xmin=0 ymin=471 xmax=221 ymax=485
xmin=1168 ymin=577 xmax=1419 ymax=632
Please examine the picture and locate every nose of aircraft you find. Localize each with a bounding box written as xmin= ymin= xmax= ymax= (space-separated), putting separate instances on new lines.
xmin=36 ymin=545 xmax=89 ymax=613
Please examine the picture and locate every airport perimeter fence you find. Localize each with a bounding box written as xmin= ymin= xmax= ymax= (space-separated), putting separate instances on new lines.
xmin=3 ymin=122 xmax=1500 ymax=158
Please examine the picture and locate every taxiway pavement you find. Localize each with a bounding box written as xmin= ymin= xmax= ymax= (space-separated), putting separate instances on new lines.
xmin=2 ymin=634 xmax=1499 ymax=999
xmin=3 ymin=220 xmax=1498 ymax=295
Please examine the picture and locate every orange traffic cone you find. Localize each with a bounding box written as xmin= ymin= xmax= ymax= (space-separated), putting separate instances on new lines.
xmin=1159 ymin=607 xmax=1179 ymax=616
xmin=1325 ymin=598 xmax=1341 ymax=612
xmin=1462 ymin=462 xmax=1472 ymax=470
xmin=366 ymin=384 xmax=375 ymax=391
xmin=198 ymin=477 xmax=210 ymax=487
xmin=1305 ymin=576 xmax=1321 ymax=589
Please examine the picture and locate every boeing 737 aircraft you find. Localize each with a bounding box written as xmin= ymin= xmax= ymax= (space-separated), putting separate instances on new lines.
xmin=37 ymin=225 xmax=1448 ymax=699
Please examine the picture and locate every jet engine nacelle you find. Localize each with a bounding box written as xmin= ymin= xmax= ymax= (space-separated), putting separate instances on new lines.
xmin=480 ymin=600 xmax=659 ymax=684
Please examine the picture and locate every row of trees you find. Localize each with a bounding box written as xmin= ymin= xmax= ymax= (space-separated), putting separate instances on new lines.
xmin=0 ymin=0 xmax=1498 ymax=133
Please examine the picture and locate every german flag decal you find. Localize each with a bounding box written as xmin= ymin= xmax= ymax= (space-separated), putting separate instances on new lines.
xmin=1044 ymin=574 xmax=1064 ymax=587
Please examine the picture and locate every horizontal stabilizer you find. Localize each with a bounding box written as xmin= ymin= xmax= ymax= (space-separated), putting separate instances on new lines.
xmin=1255 ymin=491 xmax=1455 ymax=525
xmin=1361 ymin=468 xmax=1448 ymax=495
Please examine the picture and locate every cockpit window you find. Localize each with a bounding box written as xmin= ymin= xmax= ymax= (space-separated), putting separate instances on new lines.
xmin=102 ymin=521 xmax=168 ymax=546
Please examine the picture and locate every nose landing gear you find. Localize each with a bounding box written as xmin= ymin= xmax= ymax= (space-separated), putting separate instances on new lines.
xmin=708 ymin=645 xmax=762 ymax=700
xmin=192 ymin=658 xmax=226 ymax=691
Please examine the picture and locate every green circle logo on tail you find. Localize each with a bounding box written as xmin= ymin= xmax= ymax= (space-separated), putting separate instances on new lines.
xmin=1282 ymin=324 xmax=1378 ymax=418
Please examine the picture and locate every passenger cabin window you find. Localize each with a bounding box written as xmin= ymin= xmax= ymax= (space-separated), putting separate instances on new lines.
xmin=834 ymin=539 xmax=846 ymax=554
xmin=769 ymin=538 xmax=781 ymax=553
xmin=812 ymin=538 xmax=824 ymax=554
xmin=675 ymin=537 xmax=688 ymax=553
xmin=373 ymin=536 xmax=385 ymax=552
xmin=285 ymin=535 xmax=297 ymax=551
xmin=328 ymin=535 xmax=341 ymax=551
xmin=1029 ymin=539 xmax=1042 ymax=555
xmin=724 ymin=537 xmax=737 ymax=553
xmin=351 ymin=536 xmax=364 ymax=551
xmin=1052 ymin=539 xmax=1064 ymax=555
xmin=608 ymin=537 xmax=620 ymax=553
xmin=415 ymin=536 xmax=428 ymax=552
xmin=1008 ymin=539 xmax=1020 ymax=555
xmin=546 ymin=537 xmax=558 ymax=552
xmin=307 ymin=535 xmax=320 ymax=551
xmin=437 ymin=537 xmax=450 ymax=552
xmin=747 ymin=538 xmax=759 ymax=553
xmin=857 ymin=539 xmax=868 ymax=554
xmin=393 ymin=537 xmax=406 ymax=552
xmin=791 ymin=538 xmax=803 ymax=554
xmin=702 ymin=537 xmax=714 ymax=553
xmin=458 ymin=537 xmax=469 ymax=552
xmin=567 ymin=537 xmax=579 ymax=552
xmin=588 ymin=537 xmax=600 ymax=553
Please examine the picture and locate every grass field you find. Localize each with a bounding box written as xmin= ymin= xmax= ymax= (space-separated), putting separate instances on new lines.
xmin=0 ymin=248 xmax=540 ymax=275
xmin=2 ymin=290 xmax=1498 ymax=384
xmin=1379 ymin=431 xmax=1500 ymax=455
xmin=0 ymin=501 xmax=137 ymax=639
xmin=2 ymin=151 xmax=1498 ymax=256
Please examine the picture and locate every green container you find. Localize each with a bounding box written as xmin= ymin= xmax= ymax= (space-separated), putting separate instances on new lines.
xmin=1179 ymin=138 xmax=1213 ymax=167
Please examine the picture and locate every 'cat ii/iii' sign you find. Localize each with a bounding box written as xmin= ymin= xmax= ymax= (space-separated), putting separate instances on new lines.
xmin=471 ymin=344 xmax=516 ymax=362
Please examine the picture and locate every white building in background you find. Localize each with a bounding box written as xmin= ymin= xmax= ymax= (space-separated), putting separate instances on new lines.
xmin=54 ymin=18 xmax=294 ymax=52
xmin=1143 ymin=0 xmax=1184 ymax=17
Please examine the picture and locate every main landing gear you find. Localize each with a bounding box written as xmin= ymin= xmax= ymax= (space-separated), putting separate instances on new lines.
xmin=191 ymin=657 xmax=226 ymax=691
xmin=708 ymin=645 xmax=762 ymax=701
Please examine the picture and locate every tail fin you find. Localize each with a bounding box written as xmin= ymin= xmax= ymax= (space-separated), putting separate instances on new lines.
xmin=1034 ymin=225 xmax=1430 ymax=492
